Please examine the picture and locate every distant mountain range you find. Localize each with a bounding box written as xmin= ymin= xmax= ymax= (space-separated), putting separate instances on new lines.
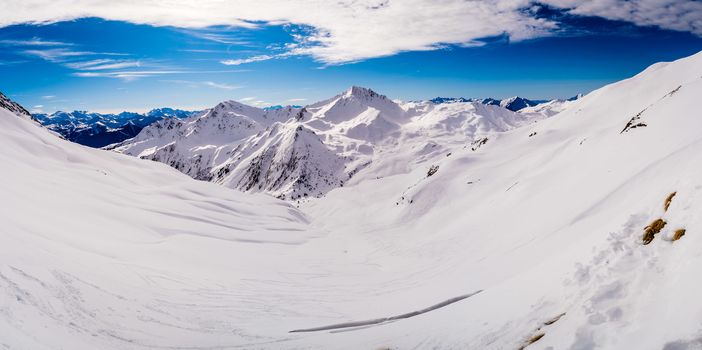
xmin=428 ymin=95 xmax=581 ymax=111
xmin=32 ymin=108 xmax=199 ymax=147
xmin=31 ymin=96 xmax=576 ymax=149
xmin=108 ymin=86 xmax=571 ymax=199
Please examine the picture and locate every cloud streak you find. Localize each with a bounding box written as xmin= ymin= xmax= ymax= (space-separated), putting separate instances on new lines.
xmin=0 ymin=1 xmax=700 ymax=64
xmin=164 ymin=79 xmax=242 ymax=90
xmin=65 ymin=59 xmax=141 ymax=70
xmin=0 ymin=38 xmax=72 ymax=46
xmin=221 ymin=54 xmax=274 ymax=66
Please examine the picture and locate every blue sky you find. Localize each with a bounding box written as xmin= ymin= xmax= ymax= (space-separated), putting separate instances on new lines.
xmin=1 ymin=1 xmax=701 ymax=113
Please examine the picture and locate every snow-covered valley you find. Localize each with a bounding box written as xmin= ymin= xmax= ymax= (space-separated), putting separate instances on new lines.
xmin=2 ymin=50 xmax=702 ymax=350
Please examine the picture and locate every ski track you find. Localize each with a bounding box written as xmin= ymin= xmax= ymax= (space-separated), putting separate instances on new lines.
xmin=289 ymin=290 xmax=482 ymax=333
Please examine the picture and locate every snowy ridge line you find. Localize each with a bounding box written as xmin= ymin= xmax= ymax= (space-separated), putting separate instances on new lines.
xmin=289 ymin=290 xmax=483 ymax=333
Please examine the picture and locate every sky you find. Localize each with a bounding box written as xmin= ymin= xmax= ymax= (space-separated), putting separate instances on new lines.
xmin=0 ymin=0 xmax=701 ymax=114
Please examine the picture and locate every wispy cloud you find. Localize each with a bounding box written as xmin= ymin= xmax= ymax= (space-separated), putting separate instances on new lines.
xmin=221 ymin=54 xmax=273 ymax=66
xmin=286 ymin=98 xmax=306 ymax=102
xmin=234 ymin=97 xmax=271 ymax=107
xmin=0 ymin=38 xmax=72 ymax=46
xmin=0 ymin=59 xmax=28 ymax=66
xmin=75 ymin=70 xmax=244 ymax=81
xmin=41 ymin=95 xmax=56 ymax=100
xmin=183 ymin=30 xmax=253 ymax=45
xmin=180 ymin=49 xmax=229 ymax=53
xmin=65 ymin=59 xmax=141 ymax=70
xmin=22 ymin=48 xmax=127 ymax=63
xmin=202 ymin=81 xmax=240 ymax=90
xmin=74 ymin=70 xmax=188 ymax=81
xmin=23 ymin=48 xmax=94 ymax=61
xmin=164 ymin=79 xmax=242 ymax=90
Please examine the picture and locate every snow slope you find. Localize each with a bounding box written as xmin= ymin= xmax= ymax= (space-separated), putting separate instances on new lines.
xmin=3 ymin=51 xmax=702 ymax=350
xmin=114 ymin=86 xmax=541 ymax=199
xmin=292 ymin=50 xmax=702 ymax=349
xmin=0 ymin=96 xmax=324 ymax=348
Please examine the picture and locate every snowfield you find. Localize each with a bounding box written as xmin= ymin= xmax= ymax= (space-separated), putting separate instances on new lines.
xmin=2 ymin=51 xmax=702 ymax=349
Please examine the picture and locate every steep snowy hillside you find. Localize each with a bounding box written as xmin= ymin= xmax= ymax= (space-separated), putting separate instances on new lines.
xmin=34 ymin=108 xmax=197 ymax=147
xmin=0 ymin=94 xmax=327 ymax=349
xmin=293 ymin=50 xmax=702 ymax=349
xmin=114 ymin=86 xmax=541 ymax=199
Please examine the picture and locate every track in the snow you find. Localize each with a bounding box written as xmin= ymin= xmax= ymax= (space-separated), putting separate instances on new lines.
xmin=289 ymin=290 xmax=483 ymax=333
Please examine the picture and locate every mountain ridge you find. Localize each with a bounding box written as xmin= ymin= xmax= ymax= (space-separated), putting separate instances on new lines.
xmin=33 ymin=108 xmax=199 ymax=147
xmin=112 ymin=85 xmax=550 ymax=199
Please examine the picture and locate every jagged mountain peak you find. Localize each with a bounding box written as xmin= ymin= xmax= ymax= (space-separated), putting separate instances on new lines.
xmin=305 ymin=86 xmax=407 ymax=124
xmin=212 ymin=100 xmax=263 ymax=114
xmin=0 ymin=91 xmax=34 ymax=120
xmin=343 ymin=86 xmax=387 ymax=100
xmin=567 ymin=93 xmax=583 ymax=101
xmin=231 ymin=122 xmax=346 ymax=200
xmin=499 ymin=96 xmax=546 ymax=111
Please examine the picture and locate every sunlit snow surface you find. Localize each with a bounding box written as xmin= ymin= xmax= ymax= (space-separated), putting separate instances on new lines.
xmin=2 ymin=52 xmax=702 ymax=349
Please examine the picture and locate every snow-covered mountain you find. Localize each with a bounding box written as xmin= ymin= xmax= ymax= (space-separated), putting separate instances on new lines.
xmin=33 ymin=108 xmax=198 ymax=147
xmin=429 ymin=95 xmax=551 ymax=111
xmin=3 ymin=51 xmax=702 ymax=350
xmin=499 ymin=96 xmax=545 ymax=111
xmin=113 ymin=86 xmax=543 ymax=199
xmin=429 ymin=95 xmax=584 ymax=112
xmin=0 ymin=91 xmax=35 ymax=121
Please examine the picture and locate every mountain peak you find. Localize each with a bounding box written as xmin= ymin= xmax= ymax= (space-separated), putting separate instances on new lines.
xmin=0 ymin=91 xmax=35 ymax=121
xmin=499 ymin=96 xmax=544 ymax=111
xmin=343 ymin=86 xmax=386 ymax=100
xmin=215 ymin=100 xmax=261 ymax=111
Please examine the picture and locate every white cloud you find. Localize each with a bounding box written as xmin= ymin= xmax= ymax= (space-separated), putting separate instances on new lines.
xmin=221 ymin=55 xmax=274 ymax=66
xmin=0 ymin=38 xmax=71 ymax=46
xmin=182 ymin=30 xmax=253 ymax=45
xmin=41 ymin=95 xmax=56 ymax=100
xmin=0 ymin=1 xmax=700 ymax=64
xmin=286 ymin=98 xmax=306 ymax=102
xmin=202 ymin=81 xmax=240 ymax=90
xmin=65 ymin=59 xmax=141 ymax=70
xmin=237 ymin=97 xmax=271 ymax=106
xmin=73 ymin=70 xmax=187 ymax=80
xmin=22 ymin=48 xmax=127 ymax=62
xmin=542 ymin=0 xmax=702 ymax=35
xmin=23 ymin=48 xmax=98 ymax=62
xmin=164 ymin=79 xmax=241 ymax=90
